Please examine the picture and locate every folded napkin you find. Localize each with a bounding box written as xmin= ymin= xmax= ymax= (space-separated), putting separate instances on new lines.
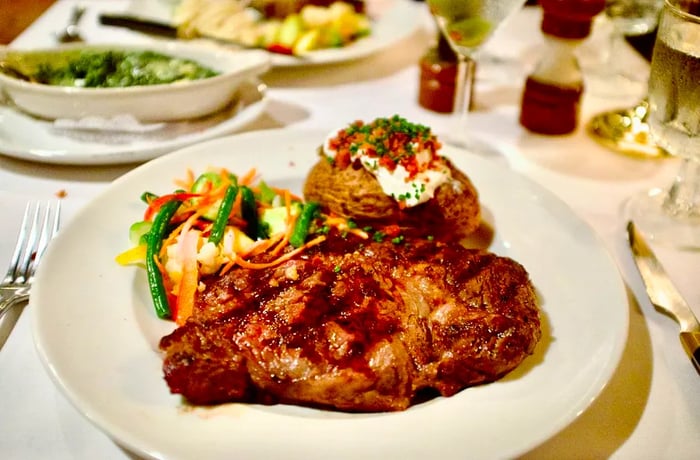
xmin=53 ymin=114 xmax=166 ymax=133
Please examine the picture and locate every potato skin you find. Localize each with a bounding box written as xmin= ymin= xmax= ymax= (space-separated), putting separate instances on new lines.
xmin=303 ymin=148 xmax=481 ymax=240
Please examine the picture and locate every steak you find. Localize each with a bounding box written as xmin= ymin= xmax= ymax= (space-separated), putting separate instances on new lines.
xmin=159 ymin=233 xmax=541 ymax=412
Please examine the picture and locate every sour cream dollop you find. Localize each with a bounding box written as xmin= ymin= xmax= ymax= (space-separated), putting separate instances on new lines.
xmin=323 ymin=116 xmax=452 ymax=208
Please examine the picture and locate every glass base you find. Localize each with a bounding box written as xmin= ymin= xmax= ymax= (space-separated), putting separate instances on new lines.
xmin=625 ymin=188 xmax=700 ymax=250
xmin=586 ymin=100 xmax=669 ymax=159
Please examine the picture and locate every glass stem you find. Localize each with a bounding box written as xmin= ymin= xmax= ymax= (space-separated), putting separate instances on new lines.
xmin=663 ymin=157 xmax=700 ymax=218
xmin=606 ymin=27 xmax=621 ymax=73
xmin=452 ymin=54 xmax=475 ymax=135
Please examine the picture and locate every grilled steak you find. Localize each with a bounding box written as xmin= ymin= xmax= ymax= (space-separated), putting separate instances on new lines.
xmin=159 ymin=233 xmax=541 ymax=412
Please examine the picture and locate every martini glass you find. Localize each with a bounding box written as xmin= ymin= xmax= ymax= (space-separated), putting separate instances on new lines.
xmin=426 ymin=0 xmax=527 ymax=156
xmin=625 ymin=0 xmax=700 ymax=249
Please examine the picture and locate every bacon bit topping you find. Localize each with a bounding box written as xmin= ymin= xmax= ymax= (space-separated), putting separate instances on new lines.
xmin=324 ymin=116 xmax=452 ymax=208
xmin=326 ymin=115 xmax=443 ymax=180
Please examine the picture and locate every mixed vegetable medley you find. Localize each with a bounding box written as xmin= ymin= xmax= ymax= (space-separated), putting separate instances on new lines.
xmin=175 ymin=0 xmax=371 ymax=55
xmin=258 ymin=2 xmax=372 ymax=55
xmin=117 ymin=168 xmax=373 ymax=325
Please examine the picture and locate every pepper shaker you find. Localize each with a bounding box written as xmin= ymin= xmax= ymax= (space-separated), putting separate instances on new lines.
xmin=519 ymin=0 xmax=605 ymax=135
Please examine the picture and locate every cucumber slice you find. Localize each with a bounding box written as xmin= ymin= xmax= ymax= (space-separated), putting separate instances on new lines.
xmin=129 ymin=220 xmax=153 ymax=246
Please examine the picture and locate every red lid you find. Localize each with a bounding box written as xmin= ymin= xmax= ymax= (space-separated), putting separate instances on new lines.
xmin=539 ymin=0 xmax=606 ymax=39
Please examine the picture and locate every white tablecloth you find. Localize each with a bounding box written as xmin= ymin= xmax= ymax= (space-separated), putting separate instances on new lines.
xmin=1 ymin=1 xmax=698 ymax=459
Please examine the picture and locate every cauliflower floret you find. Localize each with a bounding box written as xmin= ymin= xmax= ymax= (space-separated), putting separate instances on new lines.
xmin=221 ymin=226 xmax=256 ymax=258
xmin=328 ymin=1 xmax=355 ymax=19
xmin=197 ymin=240 xmax=222 ymax=275
xmin=300 ymin=5 xmax=333 ymax=28
xmin=164 ymin=225 xmax=257 ymax=284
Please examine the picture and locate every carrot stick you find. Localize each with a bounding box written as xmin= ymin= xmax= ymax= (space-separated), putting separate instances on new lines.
xmin=235 ymin=235 xmax=326 ymax=270
xmin=239 ymin=168 xmax=257 ymax=186
xmin=271 ymin=187 xmax=303 ymax=202
xmin=219 ymin=258 xmax=236 ymax=276
xmin=174 ymin=168 xmax=195 ymax=190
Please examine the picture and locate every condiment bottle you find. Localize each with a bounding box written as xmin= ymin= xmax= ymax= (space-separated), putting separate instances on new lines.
xmin=418 ymin=33 xmax=458 ymax=113
xmin=519 ymin=0 xmax=605 ymax=135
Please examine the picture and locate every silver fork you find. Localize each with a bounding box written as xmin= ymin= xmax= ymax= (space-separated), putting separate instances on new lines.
xmin=55 ymin=5 xmax=86 ymax=43
xmin=0 ymin=201 xmax=61 ymax=318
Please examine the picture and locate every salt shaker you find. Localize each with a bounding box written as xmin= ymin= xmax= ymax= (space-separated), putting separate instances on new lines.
xmin=519 ymin=0 xmax=605 ymax=135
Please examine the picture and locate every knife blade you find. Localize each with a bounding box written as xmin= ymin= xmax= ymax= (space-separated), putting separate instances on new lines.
xmin=98 ymin=13 xmax=299 ymax=57
xmin=627 ymin=221 xmax=700 ymax=374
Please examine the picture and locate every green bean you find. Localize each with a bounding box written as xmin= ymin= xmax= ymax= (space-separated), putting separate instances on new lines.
xmin=290 ymin=202 xmax=319 ymax=248
xmin=191 ymin=172 xmax=222 ymax=193
xmin=208 ymin=185 xmax=238 ymax=245
xmin=191 ymin=171 xmax=238 ymax=193
xmin=240 ymin=185 xmax=267 ymax=240
xmin=140 ymin=191 xmax=158 ymax=204
xmin=146 ymin=199 xmax=181 ymax=319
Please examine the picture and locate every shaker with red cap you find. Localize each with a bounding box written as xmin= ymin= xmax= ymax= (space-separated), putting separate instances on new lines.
xmin=519 ymin=0 xmax=606 ymax=135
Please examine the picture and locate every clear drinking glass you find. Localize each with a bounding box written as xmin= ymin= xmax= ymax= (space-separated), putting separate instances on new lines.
xmin=425 ymin=0 xmax=527 ymax=155
xmin=585 ymin=0 xmax=666 ymax=158
xmin=588 ymin=0 xmax=664 ymax=97
xmin=625 ymin=0 xmax=700 ymax=248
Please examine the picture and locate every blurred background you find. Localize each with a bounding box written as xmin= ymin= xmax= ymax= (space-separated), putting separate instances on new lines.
xmin=0 ymin=0 xmax=56 ymax=44
xmin=0 ymin=1 xmax=656 ymax=58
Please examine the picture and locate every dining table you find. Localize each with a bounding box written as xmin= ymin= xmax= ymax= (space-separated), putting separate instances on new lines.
xmin=1 ymin=1 xmax=698 ymax=459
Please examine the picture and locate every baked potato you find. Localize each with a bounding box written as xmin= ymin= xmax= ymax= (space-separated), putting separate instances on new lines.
xmin=303 ymin=116 xmax=481 ymax=240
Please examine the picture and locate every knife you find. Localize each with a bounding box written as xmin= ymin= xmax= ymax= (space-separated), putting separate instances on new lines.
xmin=99 ymin=13 xmax=181 ymax=38
xmin=627 ymin=221 xmax=700 ymax=374
xmin=98 ymin=13 xmax=300 ymax=57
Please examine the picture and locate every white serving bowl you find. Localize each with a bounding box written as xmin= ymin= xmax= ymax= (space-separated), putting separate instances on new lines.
xmin=0 ymin=42 xmax=270 ymax=122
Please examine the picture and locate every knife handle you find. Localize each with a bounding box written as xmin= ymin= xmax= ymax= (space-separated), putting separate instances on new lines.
xmin=98 ymin=13 xmax=178 ymax=38
xmin=680 ymin=331 xmax=700 ymax=375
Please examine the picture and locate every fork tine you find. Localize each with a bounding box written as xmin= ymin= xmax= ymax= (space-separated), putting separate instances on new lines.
xmin=2 ymin=201 xmax=61 ymax=286
xmin=2 ymin=203 xmax=33 ymax=284
xmin=28 ymin=201 xmax=61 ymax=283
xmin=15 ymin=202 xmax=43 ymax=285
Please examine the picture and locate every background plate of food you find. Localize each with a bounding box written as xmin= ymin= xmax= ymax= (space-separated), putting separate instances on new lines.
xmin=112 ymin=0 xmax=424 ymax=66
xmin=32 ymin=124 xmax=628 ymax=459
xmin=0 ymin=78 xmax=268 ymax=165
xmin=0 ymin=41 xmax=270 ymax=121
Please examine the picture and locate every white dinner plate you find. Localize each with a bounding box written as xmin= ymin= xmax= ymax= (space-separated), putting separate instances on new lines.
xmin=0 ymin=80 xmax=267 ymax=165
xmin=32 ymin=128 xmax=629 ymax=460
xmin=122 ymin=0 xmax=424 ymax=67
